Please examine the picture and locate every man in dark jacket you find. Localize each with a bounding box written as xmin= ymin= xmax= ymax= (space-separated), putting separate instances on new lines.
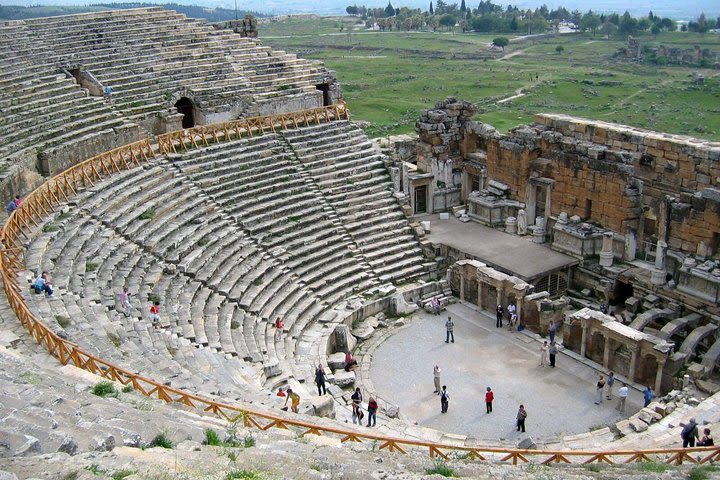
xmin=682 ymin=417 xmax=699 ymax=448
xmin=314 ymin=365 xmax=327 ymax=396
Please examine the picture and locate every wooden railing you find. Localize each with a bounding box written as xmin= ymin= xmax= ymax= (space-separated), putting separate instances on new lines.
xmin=1 ymin=114 xmax=720 ymax=467
xmin=157 ymin=101 xmax=350 ymax=154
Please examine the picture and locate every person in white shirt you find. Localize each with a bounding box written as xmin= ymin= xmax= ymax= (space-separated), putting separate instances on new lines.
xmin=617 ymin=383 xmax=629 ymax=412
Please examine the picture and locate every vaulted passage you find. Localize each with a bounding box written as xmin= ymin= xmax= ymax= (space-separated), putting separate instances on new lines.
xmin=174 ymin=97 xmax=195 ymax=128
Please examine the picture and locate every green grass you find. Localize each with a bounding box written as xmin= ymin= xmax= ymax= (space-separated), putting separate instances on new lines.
xmin=139 ymin=209 xmax=155 ymax=220
xmin=205 ymin=428 xmax=222 ymax=446
xmin=85 ymin=464 xmax=102 ymax=475
xmin=42 ymin=222 xmax=59 ymax=232
xmin=55 ymin=315 xmax=70 ymax=328
xmin=262 ymin=26 xmax=720 ymax=140
xmin=148 ymin=431 xmax=174 ymax=449
xmin=689 ymin=466 xmax=720 ymax=480
xmin=85 ymin=262 xmax=98 ymax=273
xmin=230 ymin=320 xmax=240 ymax=329
xmin=110 ymin=470 xmax=135 ymax=480
xmin=426 ymin=461 xmax=455 ymax=477
xmin=19 ymin=372 xmax=41 ymax=385
xmin=225 ymin=470 xmax=263 ymax=480
xmin=121 ymin=384 xmax=134 ymax=393
xmin=91 ymin=381 xmax=118 ymax=398
xmin=637 ymin=461 xmax=669 ymax=473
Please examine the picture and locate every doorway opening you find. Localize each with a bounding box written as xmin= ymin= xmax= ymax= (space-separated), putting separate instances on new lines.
xmin=414 ymin=185 xmax=428 ymax=214
xmin=315 ymin=83 xmax=331 ymax=106
xmin=174 ymin=97 xmax=195 ymax=128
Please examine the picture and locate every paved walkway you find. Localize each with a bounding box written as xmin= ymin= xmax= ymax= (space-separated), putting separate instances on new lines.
xmin=369 ymin=302 xmax=644 ymax=442
xmin=424 ymin=214 xmax=577 ymax=280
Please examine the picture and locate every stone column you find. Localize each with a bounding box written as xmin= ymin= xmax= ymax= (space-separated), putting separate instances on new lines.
xmin=544 ymin=183 xmax=553 ymax=223
xmin=580 ymin=320 xmax=588 ymax=357
xmin=599 ymin=231 xmax=614 ymax=267
xmin=459 ymin=275 xmax=465 ymax=301
xmin=628 ymin=345 xmax=639 ymax=383
xmin=477 ymin=282 xmax=483 ymax=310
xmin=654 ymin=358 xmax=666 ymax=393
xmin=389 ymin=166 xmax=401 ymax=193
xmin=505 ymin=216 xmax=517 ymax=234
xmin=650 ymin=240 xmax=668 ymax=285
xmin=532 ymin=217 xmax=546 ymax=244
xmin=602 ymin=334 xmax=611 ymax=369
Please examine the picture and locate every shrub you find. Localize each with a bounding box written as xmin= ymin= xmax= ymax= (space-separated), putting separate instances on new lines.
xmin=689 ymin=466 xmax=720 ymax=480
xmin=147 ymin=293 xmax=161 ymax=304
xmin=230 ymin=320 xmax=240 ymax=330
xmin=639 ymin=462 xmax=669 ymax=473
xmin=42 ymin=223 xmax=59 ymax=232
xmin=205 ymin=428 xmax=222 ymax=446
xmin=555 ymin=45 xmax=564 ymax=54
xmin=198 ymin=236 xmax=210 ymax=247
xmin=55 ymin=315 xmax=70 ymax=328
xmin=85 ymin=262 xmax=98 ymax=273
xmin=91 ymin=381 xmax=118 ymax=398
xmin=121 ymin=385 xmax=134 ymax=393
xmin=148 ymin=431 xmax=173 ymax=449
xmin=107 ymin=332 xmax=121 ymax=348
xmin=226 ymin=471 xmax=262 ymax=480
xmin=139 ymin=209 xmax=155 ymax=220
xmin=111 ymin=470 xmax=135 ymax=480
xmin=243 ymin=434 xmax=255 ymax=448
xmin=426 ymin=461 xmax=454 ymax=477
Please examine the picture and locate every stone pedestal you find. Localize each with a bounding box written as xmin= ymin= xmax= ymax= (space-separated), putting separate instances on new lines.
xmin=599 ymin=231 xmax=614 ymax=267
xmin=505 ymin=216 xmax=517 ymax=234
xmin=650 ymin=240 xmax=668 ymax=286
xmin=531 ymin=217 xmax=546 ymax=244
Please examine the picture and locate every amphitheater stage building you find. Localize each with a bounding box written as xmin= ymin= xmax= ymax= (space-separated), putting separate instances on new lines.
xmin=424 ymin=213 xmax=578 ymax=282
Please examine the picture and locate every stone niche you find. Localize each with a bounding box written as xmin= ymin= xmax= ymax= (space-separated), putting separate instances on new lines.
xmin=466 ymin=181 xmax=523 ymax=228
xmin=552 ymin=215 xmax=605 ymax=258
xmin=563 ymin=308 xmax=680 ymax=393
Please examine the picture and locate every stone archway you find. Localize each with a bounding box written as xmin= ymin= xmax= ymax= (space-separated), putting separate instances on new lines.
xmin=588 ymin=331 xmax=605 ymax=365
xmin=638 ymin=355 xmax=659 ymax=389
xmin=174 ymin=97 xmax=195 ymax=128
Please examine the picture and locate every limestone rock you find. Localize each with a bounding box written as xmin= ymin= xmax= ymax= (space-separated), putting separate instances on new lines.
xmin=629 ymin=418 xmax=648 ymax=432
xmin=351 ymin=324 xmax=375 ymax=342
xmin=333 ymin=324 xmax=357 ymax=354
xmin=58 ymin=436 xmax=78 ymax=456
xmin=327 ymin=352 xmax=346 ymax=371
xmin=332 ymin=370 xmax=356 ymax=388
xmin=385 ymin=405 xmax=400 ymax=418
xmin=15 ymin=436 xmax=41 ymax=456
xmin=310 ymin=395 xmax=336 ymax=419
xmin=264 ymin=361 xmax=282 ymax=378
xmin=93 ymin=434 xmax=115 ymax=452
xmin=123 ymin=433 xmax=142 ymax=448
xmin=517 ymin=437 xmax=536 ymax=450
xmin=0 ymin=472 xmax=19 ymax=480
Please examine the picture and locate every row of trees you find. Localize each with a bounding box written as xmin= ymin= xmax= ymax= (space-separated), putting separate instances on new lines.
xmin=346 ymin=1 xmax=718 ymax=36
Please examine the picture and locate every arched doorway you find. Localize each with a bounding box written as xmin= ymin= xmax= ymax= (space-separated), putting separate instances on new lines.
xmin=174 ymin=97 xmax=195 ymax=128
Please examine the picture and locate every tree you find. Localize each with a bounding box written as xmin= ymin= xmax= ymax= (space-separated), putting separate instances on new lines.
xmin=651 ymin=24 xmax=660 ymax=36
xmin=579 ymin=12 xmax=601 ymax=36
xmin=555 ymin=45 xmax=564 ymax=54
xmin=492 ymin=36 xmax=509 ymax=51
xmin=460 ymin=0 xmax=466 ymax=12
xmin=618 ymin=11 xmax=638 ymax=36
xmin=429 ymin=1 xmax=434 ymax=15
xmin=510 ymin=15 xmax=518 ymax=31
xmin=385 ymin=1 xmax=395 ymax=17
xmin=601 ymin=21 xmax=617 ymax=39
xmin=439 ymin=13 xmax=456 ymax=31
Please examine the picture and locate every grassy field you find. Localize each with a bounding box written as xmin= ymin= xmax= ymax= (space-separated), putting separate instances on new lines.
xmin=259 ymin=20 xmax=720 ymax=140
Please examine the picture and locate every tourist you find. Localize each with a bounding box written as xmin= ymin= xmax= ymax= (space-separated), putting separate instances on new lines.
xmin=698 ymin=428 xmax=714 ymax=446
xmin=485 ymin=387 xmax=494 ymax=414
xmin=118 ymin=286 xmax=132 ymax=316
xmin=367 ymin=396 xmax=378 ymax=427
xmin=14 ymin=196 xmax=21 ymax=208
xmin=430 ymin=296 xmax=441 ymax=315
xmin=539 ymin=340 xmax=548 ymax=367
xmin=681 ymin=417 xmax=699 ymax=448
xmin=496 ymin=304 xmax=504 ymax=328
xmin=433 ymin=365 xmax=441 ymax=394
xmin=548 ymin=319 xmax=557 ymax=344
xmin=103 ymin=85 xmax=113 ymax=103
xmin=507 ymin=303 xmax=516 ymax=325
xmin=6 ymin=196 xmax=18 ymax=216
xmin=617 ymin=383 xmax=629 ymax=412
xmin=595 ymin=375 xmax=606 ymax=405
xmin=516 ymin=405 xmax=527 ymax=432
xmin=606 ymin=372 xmax=615 ymax=400
xmin=284 ymin=388 xmax=300 ymax=413
xmin=548 ymin=341 xmax=557 ymax=368
xmin=274 ymin=317 xmax=284 ymax=340
xmin=276 ymin=387 xmax=286 ymax=397
xmin=344 ymin=351 xmax=358 ymax=372
xmin=351 ymin=387 xmax=363 ymax=424
xmin=149 ymin=300 xmax=160 ymax=327
xmin=445 ymin=316 xmax=454 ymax=343
xmin=315 ymin=365 xmax=327 ymax=396
xmin=440 ymin=385 xmax=449 ymax=413
xmin=643 ymin=385 xmax=654 ymax=407
xmin=32 ymin=271 xmax=54 ymax=297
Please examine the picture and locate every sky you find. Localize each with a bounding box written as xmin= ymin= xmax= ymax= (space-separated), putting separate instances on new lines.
xmin=0 ymin=0 xmax=716 ymax=20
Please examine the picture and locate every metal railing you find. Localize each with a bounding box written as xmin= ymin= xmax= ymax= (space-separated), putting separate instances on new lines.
xmin=1 ymin=108 xmax=719 ymax=466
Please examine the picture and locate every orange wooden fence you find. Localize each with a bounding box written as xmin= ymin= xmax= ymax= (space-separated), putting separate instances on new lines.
xmin=1 ymin=111 xmax=719 ymax=466
xmin=157 ymin=101 xmax=350 ymax=154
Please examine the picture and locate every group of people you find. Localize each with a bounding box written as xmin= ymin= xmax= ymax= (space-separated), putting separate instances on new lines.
xmin=681 ymin=417 xmax=714 ymax=447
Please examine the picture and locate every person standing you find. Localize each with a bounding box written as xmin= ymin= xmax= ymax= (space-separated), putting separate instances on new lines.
xmin=274 ymin=317 xmax=284 ymax=340
xmin=539 ymin=341 xmax=549 ymax=367
xmin=496 ymin=304 xmax=504 ymax=328
xmin=617 ymin=383 xmax=629 ymax=413
xmin=445 ymin=316 xmax=454 ymax=343
xmin=315 ymin=365 xmax=327 ymax=396
xmin=548 ymin=320 xmax=557 ymax=344
xmin=681 ymin=418 xmax=699 ymax=448
xmin=149 ymin=300 xmax=160 ymax=327
xmin=440 ymin=385 xmax=449 ymax=413
xmin=606 ymin=372 xmax=615 ymax=400
xmin=643 ymin=385 xmax=654 ymax=407
xmin=595 ymin=375 xmax=606 ymax=405
xmin=367 ymin=396 xmax=378 ymax=427
xmin=548 ymin=341 xmax=557 ymax=368
xmin=516 ymin=405 xmax=527 ymax=432
xmin=433 ymin=365 xmax=441 ymax=394
xmin=485 ymin=387 xmax=494 ymax=414
xmin=507 ymin=303 xmax=516 ymax=326
xmin=351 ymin=387 xmax=363 ymax=424
xmin=118 ymin=286 xmax=132 ymax=316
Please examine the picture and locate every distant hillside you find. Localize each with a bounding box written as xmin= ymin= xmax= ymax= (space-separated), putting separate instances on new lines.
xmin=0 ymin=3 xmax=266 ymax=21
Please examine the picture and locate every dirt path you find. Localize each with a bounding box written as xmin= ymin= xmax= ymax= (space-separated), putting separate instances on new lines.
xmin=497 ymin=87 xmax=526 ymax=104
xmin=497 ymin=49 xmax=525 ymax=61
